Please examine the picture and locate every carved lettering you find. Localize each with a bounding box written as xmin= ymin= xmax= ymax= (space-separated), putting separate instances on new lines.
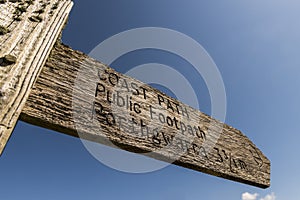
xmin=157 ymin=94 xmax=190 ymax=118
xmin=214 ymin=147 xmax=223 ymax=163
xmin=249 ymin=145 xmax=264 ymax=168
xmin=91 ymin=71 xmax=253 ymax=177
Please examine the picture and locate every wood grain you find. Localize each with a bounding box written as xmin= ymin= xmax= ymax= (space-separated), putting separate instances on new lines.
xmin=21 ymin=43 xmax=270 ymax=188
xmin=0 ymin=0 xmax=73 ymax=154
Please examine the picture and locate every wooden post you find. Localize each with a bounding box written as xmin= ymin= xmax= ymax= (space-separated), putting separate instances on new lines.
xmin=20 ymin=43 xmax=270 ymax=188
xmin=0 ymin=0 xmax=73 ymax=154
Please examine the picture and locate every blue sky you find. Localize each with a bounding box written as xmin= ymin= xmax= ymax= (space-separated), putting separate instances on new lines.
xmin=1 ymin=0 xmax=300 ymax=199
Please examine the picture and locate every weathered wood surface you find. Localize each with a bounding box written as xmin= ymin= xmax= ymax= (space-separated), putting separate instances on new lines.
xmin=0 ymin=0 xmax=73 ymax=154
xmin=21 ymin=43 xmax=270 ymax=188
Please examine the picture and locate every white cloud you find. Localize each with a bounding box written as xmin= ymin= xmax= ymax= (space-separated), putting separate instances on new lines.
xmin=260 ymin=193 xmax=276 ymax=200
xmin=242 ymin=192 xmax=276 ymax=200
xmin=242 ymin=192 xmax=259 ymax=200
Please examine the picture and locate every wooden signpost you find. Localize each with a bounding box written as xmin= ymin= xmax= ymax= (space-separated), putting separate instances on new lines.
xmin=0 ymin=0 xmax=73 ymax=154
xmin=0 ymin=0 xmax=270 ymax=189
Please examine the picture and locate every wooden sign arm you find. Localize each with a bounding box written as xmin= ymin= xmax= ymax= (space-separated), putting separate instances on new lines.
xmin=20 ymin=42 xmax=270 ymax=188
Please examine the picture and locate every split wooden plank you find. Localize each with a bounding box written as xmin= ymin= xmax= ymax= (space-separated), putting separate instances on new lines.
xmin=20 ymin=43 xmax=270 ymax=188
xmin=0 ymin=0 xmax=73 ymax=154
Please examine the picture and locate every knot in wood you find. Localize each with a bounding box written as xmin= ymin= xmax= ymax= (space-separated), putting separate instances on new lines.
xmin=29 ymin=15 xmax=43 ymax=22
xmin=0 ymin=26 xmax=9 ymax=35
xmin=8 ymin=0 xmax=22 ymax=3
xmin=0 ymin=55 xmax=17 ymax=66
